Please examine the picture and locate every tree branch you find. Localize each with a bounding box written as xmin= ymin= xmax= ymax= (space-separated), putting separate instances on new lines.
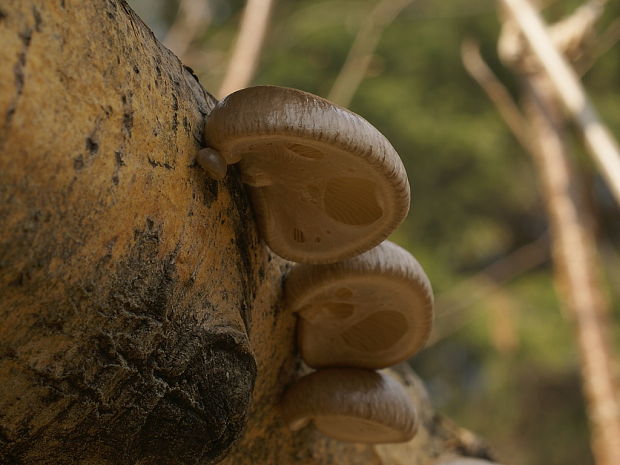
xmin=327 ymin=0 xmax=415 ymax=107
xmin=461 ymin=38 xmax=533 ymax=153
xmin=218 ymin=0 xmax=275 ymax=97
xmin=163 ymin=0 xmax=212 ymax=61
xmin=431 ymin=235 xmax=549 ymax=345
xmin=524 ymin=76 xmax=620 ymax=465
xmin=499 ymin=0 xmax=620 ymax=206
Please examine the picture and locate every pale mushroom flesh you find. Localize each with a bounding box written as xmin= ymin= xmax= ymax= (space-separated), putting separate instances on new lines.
xmin=281 ymin=368 xmax=418 ymax=444
xmin=286 ymin=241 xmax=434 ymax=369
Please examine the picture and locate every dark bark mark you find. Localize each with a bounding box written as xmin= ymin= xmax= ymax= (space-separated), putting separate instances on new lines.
xmin=85 ymin=137 xmax=99 ymax=155
xmin=154 ymin=65 xmax=162 ymax=89
xmin=114 ymin=151 xmax=125 ymax=167
xmin=202 ymin=178 xmax=219 ymax=207
xmin=183 ymin=66 xmax=216 ymax=118
xmin=0 ymin=205 xmax=64 ymax=288
xmin=147 ymin=157 xmax=174 ymax=170
xmin=32 ymin=6 xmax=42 ymax=32
xmin=137 ymin=332 xmax=256 ymax=465
xmin=121 ymin=93 xmax=133 ymax=138
xmin=228 ymin=171 xmax=255 ymax=278
xmin=226 ymin=170 xmax=258 ymax=332
xmin=4 ymin=28 xmax=33 ymax=128
xmin=172 ymin=93 xmax=179 ymax=133
xmin=120 ymin=1 xmax=139 ymax=38
xmin=73 ymin=155 xmax=84 ymax=171
xmin=19 ymin=28 xmax=32 ymax=47
xmin=0 ymin=8 xmax=6 ymax=21
xmin=2 ymin=211 xmax=256 ymax=464
xmin=183 ymin=65 xmax=199 ymax=83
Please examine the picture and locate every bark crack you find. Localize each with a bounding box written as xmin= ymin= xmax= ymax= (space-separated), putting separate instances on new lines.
xmin=4 ymin=27 xmax=33 ymax=130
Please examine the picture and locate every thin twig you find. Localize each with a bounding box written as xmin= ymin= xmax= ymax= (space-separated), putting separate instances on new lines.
xmin=500 ymin=0 xmax=620 ymax=206
xmin=430 ymin=235 xmax=549 ymax=344
xmin=218 ymin=0 xmax=275 ymax=98
xmin=461 ymin=38 xmax=533 ymax=153
xmin=163 ymin=0 xmax=211 ymax=60
xmin=327 ymin=0 xmax=415 ymax=107
xmin=578 ymin=16 xmax=620 ymax=75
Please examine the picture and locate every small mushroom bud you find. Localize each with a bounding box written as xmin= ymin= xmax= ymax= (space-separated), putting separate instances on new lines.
xmin=280 ymin=368 xmax=418 ymax=444
xmin=285 ymin=240 xmax=433 ymax=369
xmin=203 ymin=86 xmax=410 ymax=264
xmin=196 ymin=147 xmax=227 ymax=180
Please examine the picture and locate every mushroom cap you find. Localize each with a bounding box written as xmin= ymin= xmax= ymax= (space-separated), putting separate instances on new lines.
xmin=280 ymin=368 xmax=417 ymax=444
xmin=286 ymin=241 xmax=433 ymax=369
xmin=435 ymin=458 xmax=503 ymax=465
xmin=204 ymin=86 xmax=410 ymax=264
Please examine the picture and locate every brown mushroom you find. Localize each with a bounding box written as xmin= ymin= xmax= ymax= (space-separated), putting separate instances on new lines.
xmin=196 ymin=147 xmax=227 ymax=180
xmin=285 ymin=240 xmax=433 ymax=369
xmin=203 ymin=86 xmax=410 ymax=264
xmin=435 ymin=458 xmax=503 ymax=465
xmin=280 ymin=368 xmax=417 ymax=444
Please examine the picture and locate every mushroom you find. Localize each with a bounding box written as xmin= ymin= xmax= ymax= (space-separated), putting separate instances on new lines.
xmin=202 ymin=86 xmax=410 ymax=264
xmin=285 ymin=240 xmax=433 ymax=369
xmin=280 ymin=368 xmax=417 ymax=444
xmin=435 ymin=458 xmax=503 ymax=465
xmin=196 ymin=147 xmax=227 ymax=180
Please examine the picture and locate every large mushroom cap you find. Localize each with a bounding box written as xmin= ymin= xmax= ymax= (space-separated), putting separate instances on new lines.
xmin=286 ymin=241 xmax=433 ymax=369
xmin=280 ymin=368 xmax=417 ymax=444
xmin=204 ymin=86 xmax=410 ymax=264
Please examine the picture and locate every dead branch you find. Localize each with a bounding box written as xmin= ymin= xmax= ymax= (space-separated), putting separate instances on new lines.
xmin=524 ymin=76 xmax=620 ymax=465
xmin=327 ymin=0 xmax=415 ymax=107
xmin=471 ymin=6 xmax=620 ymax=461
xmin=431 ymin=235 xmax=549 ymax=344
xmin=499 ymin=0 xmax=620 ymax=206
xmin=578 ymin=16 xmax=620 ymax=75
xmin=461 ymin=38 xmax=533 ymax=153
xmin=218 ymin=0 xmax=275 ymax=98
xmin=163 ymin=0 xmax=212 ymax=60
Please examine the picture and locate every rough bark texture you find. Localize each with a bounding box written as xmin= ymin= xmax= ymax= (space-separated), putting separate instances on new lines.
xmin=0 ymin=1 xmax=493 ymax=464
xmin=0 ymin=1 xmax=259 ymax=463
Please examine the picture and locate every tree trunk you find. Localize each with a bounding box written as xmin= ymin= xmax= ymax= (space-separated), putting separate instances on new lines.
xmin=0 ymin=1 xmax=493 ymax=464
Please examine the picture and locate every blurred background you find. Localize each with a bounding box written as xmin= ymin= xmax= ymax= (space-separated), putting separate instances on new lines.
xmin=126 ymin=1 xmax=620 ymax=464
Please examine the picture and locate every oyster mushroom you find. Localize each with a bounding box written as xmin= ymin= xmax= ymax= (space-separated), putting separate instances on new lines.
xmin=280 ymin=368 xmax=417 ymax=444
xmin=196 ymin=147 xmax=227 ymax=180
xmin=202 ymin=86 xmax=410 ymax=264
xmin=285 ymin=240 xmax=433 ymax=369
xmin=435 ymin=458 xmax=503 ymax=465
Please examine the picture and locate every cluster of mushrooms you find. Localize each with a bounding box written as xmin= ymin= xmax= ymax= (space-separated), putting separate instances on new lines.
xmin=199 ymin=86 xmax=434 ymax=444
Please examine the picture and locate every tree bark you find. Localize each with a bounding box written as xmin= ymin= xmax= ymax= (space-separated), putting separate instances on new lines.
xmin=0 ymin=1 xmax=493 ymax=464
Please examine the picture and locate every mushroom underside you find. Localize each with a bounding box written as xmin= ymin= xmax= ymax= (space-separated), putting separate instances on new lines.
xmin=294 ymin=274 xmax=433 ymax=369
xmin=231 ymin=137 xmax=408 ymax=263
